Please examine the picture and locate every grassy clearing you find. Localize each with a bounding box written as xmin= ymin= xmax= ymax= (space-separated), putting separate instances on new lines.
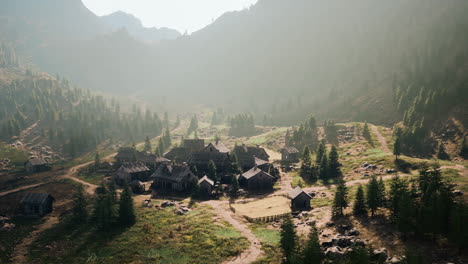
xmin=29 ymin=204 xmax=248 ymax=264
xmin=76 ymin=172 xmax=107 ymax=185
xmin=0 ymin=142 xmax=29 ymax=170
xmin=64 ymin=144 xmax=115 ymax=168
xmin=311 ymin=197 xmax=333 ymax=208
xmin=232 ymin=196 xmax=291 ymax=219
xmin=0 ymin=217 xmax=43 ymax=264
xmin=250 ymin=223 xmax=282 ymax=264
xmin=442 ymin=168 xmax=468 ymax=194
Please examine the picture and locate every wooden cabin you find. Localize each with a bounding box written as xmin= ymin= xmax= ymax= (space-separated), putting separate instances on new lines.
xmin=289 ymin=187 xmax=312 ymax=209
xmin=187 ymin=152 xmax=231 ymax=173
xmin=198 ymin=175 xmax=214 ymax=196
xmin=232 ymin=145 xmax=270 ymax=170
xmin=113 ymin=163 xmax=150 ymax=186
xmin=151 ymin=163 xmax=197 ymax=192
xmin=238 ymin=167 xmax=275 ymax=190
xmin=281 ymin=147 xmax=300 ymax=163
xmin=163 ymin=147 xmax=190 ymax=163
xmin=20 ymin=193 xmax=55 ymax=217
xmin=183 ymin=139 xmax=205 ymax=152
xmin=204 ymin=140 xmax=230 ymax=154
xmin=25 ymin=158 xmax=51 ymax=173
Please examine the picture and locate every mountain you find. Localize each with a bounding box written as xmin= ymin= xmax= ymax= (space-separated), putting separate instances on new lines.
xmin=100 ymin=11 xmax=181 ymax=43
xmin=0 ymin=0 xmax=467 ymax=129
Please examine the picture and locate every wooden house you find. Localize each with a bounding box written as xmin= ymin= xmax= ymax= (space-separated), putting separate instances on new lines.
xmin=281 ymin=147 xmax=300 ymax=163
xmin=19 ymin=193 xmax=55 ymax=217
xmin=183 ymin=139 xmax=205 ymax=152
xmin=187 ymin=152 xmax=231 ymax=173
xmin=115 ymin=147 xmax=159 ymax=168
xmin=113 ymin=163 xmax=150 ymax=186
xmin=204 ymin=140 xmax=230 ymax=153
xmin=238 ymin=167 xmax=275 ymax=190
xmin=289 ymin=187 xmax=312 ymax=209
xmin=232 ymin=145 xmax=270 ymax=170
xmin=151 ymin=163 xmax=197 ymax=192
xmin=25 ymin=158 xmax=51 ymax=173
xmin=164 ymin=147 xmax=190 ymax=162
xmin=198 ymin=175 xmax=214 ymax=196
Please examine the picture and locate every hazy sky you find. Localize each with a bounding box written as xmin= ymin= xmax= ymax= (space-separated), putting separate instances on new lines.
xmin=82 ymin=0 xmax=258 ymax=33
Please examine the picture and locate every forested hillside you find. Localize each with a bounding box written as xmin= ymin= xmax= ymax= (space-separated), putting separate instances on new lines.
xmin=0 ymin=74 xmax=163 ymax=157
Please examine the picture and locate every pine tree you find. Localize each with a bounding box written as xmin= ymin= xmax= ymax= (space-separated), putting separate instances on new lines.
xmin=393 ymin=134 xmax=401 ymax=160
xmin=328 ymin=145 xmax=340 ymax=177
xmin=280 ymin=216 xmax=297 ymax=263
xmin=302 ymin=146 xmax=311 ymax=161
xmin=319 ymin=150 xmax=328 ymax=181
xmin=144 ymin=136 xmax=152 ymax=152
xmin=94 ymin=185 xmax=115 ymax=230
xmin=378 ymin=177 xmax=386 ymax=207
xmin=230 ymin=176 xmax=239 ymax=197
xmin=437 ymin=142 xmax=449 ymax=160
xmin=353 ymin=185 xmax=367 ymax=216
xmin=94 ymin=151 xmax=100 ymax=170
xmin=71 ymin=185 xmax=88 ymax=224
xmin=333 ymin=180 xmax=348 ymax=216
xmin=207 ymin=160 xmax=217 ymax=182
xmin=118 ymin=184 xmax=136 ymax=226
xmin=229 ymin=154 xmax=242 ymax=175
xmin=191 ymin=178 xmax=200 ymax=198
xmin=302 ymin=226 xmax=323 ymax=264
xmin=460 ymin=136 xmax=468 ymax=159
xmin=316 ymin=140 xmax=325 ymax=163
xmin=366 ymin=176 xmax=381 ymax=216
xmin=108 ymin=182 xmax=117 ymax=203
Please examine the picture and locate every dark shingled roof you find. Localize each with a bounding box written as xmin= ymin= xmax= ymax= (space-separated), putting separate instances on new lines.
xmin=198 ymin=175 xmax=214 ymax=186
xmin=254 ymin=157 xmax=269 ymax=166
xmin=151 ymin=163 xmax=194 ymax=184
xmin=282 ymin=147 xmax=299 ymax=154
xmin=117 ymin=163 xmax=150 ymax=174
xmin=232 ymin=145 xmax=270 ymax=167
xmin=164 ymin=147 xmax=190 ymax=161
xmin=187 ymin=152 xmax=230 ymax=166
xmin=183 ymin=139 xmax=205 ymax=152
xmin=241 ymin=167 xmax=274 ymax=180
xmin=20 ymin=193 xmax=54 ymax=205
xmin=27 ymin=158 xmax=48 ymax=166
xmin=205 ymin=141 xmax=230 ymax=153
xmin=289 ymin=186 xmax=312 ymax=199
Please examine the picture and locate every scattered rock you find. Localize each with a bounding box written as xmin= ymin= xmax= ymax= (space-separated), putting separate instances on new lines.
xmin=386 ymin=257 xmax=403 ymax=264
xmin=325 ymin=246 xmax=346 ymax=259
xmin=321 ymin=240 xmax=334 ymax=248
xmin=0 ymin=223 xmax=15 ymax=231
xmin=161 ymin=201 xmax=176 ymax=207
xmin=326 ymin=221 xmax=335 ymax=227
xmin=453 ymin=190 xmax=464 ymax=196
xmin=371 ymin=248 xmax=388 ymax=261
xmin=332 ymin=235 xmax=353 ymax=248
xmin=346 ymin=228 xmax=360 ymax=236
xmin=174 ymin=209 xmax=185 ymax=215
xmin=351 ymin=238 xmax=366 ymax=247
xmin=336 ymin=224 xmax=352 ymax=233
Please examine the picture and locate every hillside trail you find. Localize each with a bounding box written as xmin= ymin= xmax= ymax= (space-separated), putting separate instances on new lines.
xmin=10 ymin=215 xmax=59 ymax=264
xmin=370 ymin=124 xmax=391 ymax=154
xmin=18 ymin=121 xmax=40 ymax=142
xmin=202 ymin=200 xmax=263 ymax=264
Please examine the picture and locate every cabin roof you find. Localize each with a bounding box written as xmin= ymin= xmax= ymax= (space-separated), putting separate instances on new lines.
xmin=151 ymin=163 xmax=193 ymax=183
xmin=187 ymin=152 xmax=230 ymax=165
xmin=282 ymin=147 xmax=299 ymax=154
xmin=20 ymin=193 xmax=54 ymax=205
xmin=117 ymin=163 xmax=150 ymax=174
xmin=205 ymin=141 xmax=230 ymax=153
xmin=241 ymin=167 xmax=274 ymax=180
xmin=27 ymin=158 xmax=47 ymax=166
xmin=198 ymin=175 xmax=214 ymax=186
xmin=289 ymin=186 xmax=312 ymax=199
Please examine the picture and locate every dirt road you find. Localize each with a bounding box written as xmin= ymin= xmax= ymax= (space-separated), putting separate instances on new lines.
xmin=203 ymin=200 xmax=263 ymax=264
xmin=10 ymin=216 xmax=59 ymax=264
xmin=371 ymin=125 xmax=390 ymax=154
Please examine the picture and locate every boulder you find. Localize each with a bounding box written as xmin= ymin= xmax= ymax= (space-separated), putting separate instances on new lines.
xmin=325 ymin=246 xmax=346 ymax=259
xmin=161 ymin=201 xmax=176 ymax=207
xmin=321 ymin=240 xmax=334 ymax=248
xmin=336 ymin=224 xmax=352 ymax=233
xmin=386 ymin=257 xmax=403 ymax=264
xmin=371 ymin=248 xmax=388 ymax=261
xmin=346 ymin=228 xmax=360 ymax=236
xmin=332 ymin=235 xmax=353 ymax=248
xmin=453 ymin=190 xmax=464 ymax=196
xmin=174 ymin=209 xmax=185 ymax=215
xmin=325 ymin=221 xmax=335 ymax=227
xmin=0 ymin=223 xmax=15 ymax=231
xmin=351 ymin=238 xmax=366 ymax=247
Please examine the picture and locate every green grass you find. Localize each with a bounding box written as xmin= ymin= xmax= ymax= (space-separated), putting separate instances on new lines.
xmin=0 ymin=217 xmax=43 ymax=263
xmin=442 ymin=168 xmax=468 ymax=194
xmin=76 ymin=172 xmax=107 ymax=185
xmin=311 ymin=197 xmax=333 ymax=208
xmin=250 ymin=225 xmax=282 ymax=264
xmin=29 ymin=204 xmax=249 ymax=264
xmin=0 ymin=142 xmax=29 ymax=170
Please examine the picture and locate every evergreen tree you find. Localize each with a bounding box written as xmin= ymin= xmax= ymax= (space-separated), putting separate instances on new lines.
xmin=280 ymin=216 xmax=297 ymax=264
xmin=94 ymin=151 xmax=100 ymax=170
xmin=378 ymin=177 xmax=386 ymax=207
xmin=449 ymin=202 xmax=468 ymax=252
xmin=460 ymin=136 xmax=468 ymax=159
xmin=393 ymin=134 xmax=401 ymax=160
xmin=118 ymin=184 xmax=136 ymax=227
xmin=230 ymin=176 xmax=239 ymax=197
xmin=191 ymin=178 xmax=200 ymax=199
xmin=108 ymin=182 xmax=117 ymax=204
xmin=302 ymin=226 xmax=323 ymax=264
xmin=164 ymin=127 xmax=172 ymax=147
xmin=94 ymin=185 xmax=115 ymax=230
xmin=229 ymin=154 xmax=243 ymax=175
xmin=319 ymin=150 xmax=328 ymax=181
xmin=316 ymin=140 xmax=325 ymax=164
xmin=353 ymin=185 xmax=367 ymax=216
xmin=328 ymin=145 xmax=340 ymax=177
xmin=207 ymin=160 xmax=217 ymax=182
xmin=302 ymin=146 xmax=311 ymax=161
xmin=366 ymin=176 xmax=382 ymax=216
xmin=437 ymin=142 xmax=449 ymax=160
xmin=144 ymin=136 xmax=152 ymax=152
xmin=71 ymin=185 xmax=88 ymax=224
xmin=333 ymin=180 xmax=348 ymax=216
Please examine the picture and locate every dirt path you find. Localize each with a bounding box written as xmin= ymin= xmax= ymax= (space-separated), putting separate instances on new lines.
xmin=10 ymin=216 xmax=59 ymax=264
xmin=370 ymin=125 xmax=390 ymax=154
xmin=203 ymin=200 xmax=263 ymax=264
xmin=0 ymin=182 xmax=47 ymax=198
xmin=19 ymin=121 xmax=40 ymax=142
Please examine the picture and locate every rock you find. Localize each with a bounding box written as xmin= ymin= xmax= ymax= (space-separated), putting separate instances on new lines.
xmin=346 ymin=228 xmax=360 ymax=236
xmin=174 ymin=209 xmax=185 ymax=215
xmin=336 ymin=224 xmax=352 ymax=233
xmin=321 ymin=192 xmax=326 ymax=197
xmin=362 ymin=163 xmax=369 ymax=168
xmin=0 ymin=223 xmax=15 ymax=231
xmin=325 ymin=246 xmax=346 ymax=259
xmin=332 ymin=235 xmax=353 ymax=248
xmin=180 ymin=206 xmax=191 ymax=213
xmin=371 ymin=248 xmax=388 ymax=261
xmin=326 ymin=221 xmax=335 ymax=227
xmin=386 ymin=169 xmax=397 ymax=174
xmin=351 ymin=238 xmax=366 ymax=247
xmin=386 ymin=257 xmax=403 ymax=264
xmin=453 ymin=190 xmax=464 ymax=196
xmin=161 ymin=201 xmax=176 ymax=207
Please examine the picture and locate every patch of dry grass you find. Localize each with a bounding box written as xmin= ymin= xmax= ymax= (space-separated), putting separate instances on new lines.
xmin=232 ymin=196 xmax=291 ymax=219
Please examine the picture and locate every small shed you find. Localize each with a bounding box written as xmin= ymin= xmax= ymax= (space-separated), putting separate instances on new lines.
xmin=25 ymin=158 xmax=51 ymax=173
xmin=198 ymin=175 xmax=214 ymax=196
xmin=20 ymin=193 xmax=55 ymax=217
xmin=289 ymin=187 xmax=312 ymax=210
xmin=281 ymin=147 xmax=300 ymax=163
xmin=238 ymin=167 xmax=275 ymax=190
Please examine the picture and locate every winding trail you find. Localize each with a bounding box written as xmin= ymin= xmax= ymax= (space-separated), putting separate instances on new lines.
xmin=203 ymin=200 xmax=263 ymax=264
xmin=10 ymin=216 xmax=59 ymax=264
xmin=370 ymin=125 xmax=390 ymax=154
